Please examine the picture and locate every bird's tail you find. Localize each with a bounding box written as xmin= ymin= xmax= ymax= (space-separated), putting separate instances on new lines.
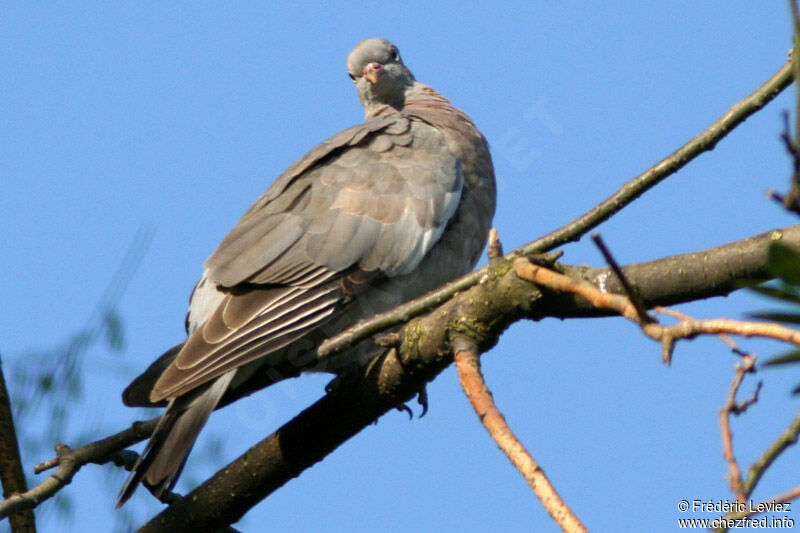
xmin=116 ymin=369 xmax=236 ymax=507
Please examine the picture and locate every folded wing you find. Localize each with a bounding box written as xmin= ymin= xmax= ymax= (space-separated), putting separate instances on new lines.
xmin=150 ymin=115 xmax=463 ymax=402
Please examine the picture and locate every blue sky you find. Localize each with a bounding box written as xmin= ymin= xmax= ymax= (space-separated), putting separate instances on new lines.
xmin=3 ymin=3 xmax=800 ymax=532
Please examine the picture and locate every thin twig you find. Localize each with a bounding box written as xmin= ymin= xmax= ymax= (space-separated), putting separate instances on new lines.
xmin=523 ymin=55 xmax=794 ymax=255
xmin=742 ymin=408 xmax=800 ymax=498
xmin=792 ymin=2 xmax=800 ymax=151
xmin=772 ymin=6 xmax=800 ymax=216
xmin=488 ymin=227 xmax=504 ymax=261
xmin=658 ymin=308 xmax=752 ymax=357
xmin=776 ymin=110 xmax=800 ymax=215
xmin=136 ymin=225 xmax=800 ymax=531
xmin=0 ymin=417 xmax=158 ymax=520
xmin=511 ymin=258 xmax=800 ymax=531
xmin=770 ymin=484 xmax=800 ymax=508
xmin=318 ymin=55 xmax=795 ymax=360
xmin=716 ymin=410 xmax=800 ymax=531
xmin=513 ymin=258 xmax=800 ymax=354
xmin=453 ymin=342 xmax=587 ymax=533
xmin=721 ymin=484 xmax=800 ymax=522
xmin=591 ymin=234 xmax=653 ymax=324
xmin=719 ymin=355 xmax=759 ymax=503
xmin=657 ymin=302 xmax=766 ymax=496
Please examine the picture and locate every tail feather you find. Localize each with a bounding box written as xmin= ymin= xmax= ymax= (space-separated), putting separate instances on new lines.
xmin=116 ymin=370 xmax=236 ymax=507
xmin=122 ymin=343 xmax=183 ymax=408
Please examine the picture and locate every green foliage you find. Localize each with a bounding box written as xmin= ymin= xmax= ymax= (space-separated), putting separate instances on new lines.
xmin=767 ymin=242 xmax=800 ymax=284
xmin=749 ymin=285 xmax=800 ymax=305
xmin=751 ymin=242 xmax=800 ymax=393
xmin=103 ymin=308 xmax=125 ymax=352
xmin=5 ymin=227 xmax=153 ymax=529
xmin=764 ymin=350 xmax=800 ymax=366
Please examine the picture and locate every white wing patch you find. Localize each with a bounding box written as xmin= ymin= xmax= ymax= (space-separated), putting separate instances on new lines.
xmin=186 ymin=273 xmax=226 ymax=334
xmin=395 ymin=184 xmax=462 ymax=276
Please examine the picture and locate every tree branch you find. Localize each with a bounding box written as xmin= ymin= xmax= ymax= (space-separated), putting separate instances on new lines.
xmin=515 ymin=257 xmax=800 ymax=366
xmin=743 ymin=407 xmax=800 ymax=497
xmin=548 ymin=226 xmax=800 ymax=318
xmin=0 ymin=23 xmax=791 ymax=533
xmin=318 ymin=54 xmax=794 ymax=359
xmin=719 ymin=354 xmax=759 ymax=503
xmin=524 ymin=54 xmax=794 ymax=255
xmin=454 ymin=342 xmax=587 ymax=533
xmin=716 ymin=409 xmax=800 ymax=530
xmin=6 ymin=224 xmax=796 ymax=529
xmin=0 ymin=354 xmax=35 ymax=532
xmin=719 ymin=484 xmax=800 ymax=523
xmin=453 ymin=232 xmax=587 ymax=532
xmin=135 ymin=224 xmax=800 ymax=531
xmin=0 ymin=418 xmax=158 ymax=520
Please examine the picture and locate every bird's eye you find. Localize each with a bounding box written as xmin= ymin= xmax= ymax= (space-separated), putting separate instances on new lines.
xmin=392 ymin=49 xmax=400 ymax=61
xmin=348 ymin=72 xmax=356 ymax=81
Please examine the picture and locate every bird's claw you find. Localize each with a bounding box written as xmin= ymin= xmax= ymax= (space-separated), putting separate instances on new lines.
xmin=417 ymin=385 xmax=429 ymax=417
xmin=395 ymin=384 xmax=429 ymax=419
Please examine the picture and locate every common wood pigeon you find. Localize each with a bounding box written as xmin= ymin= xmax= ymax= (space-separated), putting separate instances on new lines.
xmin=118 ymin=37 xmax=496 ymax=506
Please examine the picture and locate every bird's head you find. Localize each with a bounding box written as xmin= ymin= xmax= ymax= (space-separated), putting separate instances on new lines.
xmin=347 ymin=38 xmax=415 ymax=117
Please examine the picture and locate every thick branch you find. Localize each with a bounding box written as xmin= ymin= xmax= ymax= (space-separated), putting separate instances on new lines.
xmin=138 ymin=224 xmax=800 ymax=531
xmin=137 ymin=346 xmax=440 ymax=532
xmin=0 ymin=355 xmax=35 ymax=532
xmin=547 ymin=227 xmax=800 ymax=318
xmin=318 ymin=56 xmax=795 ymax=358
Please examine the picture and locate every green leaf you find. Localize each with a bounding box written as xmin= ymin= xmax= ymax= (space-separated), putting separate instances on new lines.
xmin=748 ymin=312 xmax=800 ymax=325
xmin=67 ymin=331 xmax=93 ymax=355
xmin=38 ymin=373 xmax=54 ymax=392
xmin=68 ymin=373 xmax=81 ymax=398
xmin=764 ymin=350 xmax=800 ymax=366
xmin=747 ymin=285 xmax=800 ymax=305
xmin=102 ymin=309 xmax=124 ymax=352
xmin=767 ymin=242 xmax=800 ymax=285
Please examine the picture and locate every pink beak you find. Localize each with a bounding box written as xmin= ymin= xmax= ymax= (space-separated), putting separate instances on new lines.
xmin=363 ymin=62 xmax=384 ymax=83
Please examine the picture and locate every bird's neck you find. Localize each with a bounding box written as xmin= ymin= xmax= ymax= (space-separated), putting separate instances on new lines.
xmin=402 ymin=83 xmax=481 ymax=139
xmin=364 ymin=82 xmax=446 ymax=119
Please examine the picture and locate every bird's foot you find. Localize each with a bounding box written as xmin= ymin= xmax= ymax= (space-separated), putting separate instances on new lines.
xmin=395 ymin=384 xmax=429 ymax=419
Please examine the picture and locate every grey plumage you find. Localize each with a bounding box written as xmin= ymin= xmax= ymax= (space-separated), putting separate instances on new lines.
xmin=118 ymin=37 xmax=495 ymax=506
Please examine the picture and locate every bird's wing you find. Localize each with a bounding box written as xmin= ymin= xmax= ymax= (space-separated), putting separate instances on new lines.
xmin=150 ymin=115 xmax=463 ymax=402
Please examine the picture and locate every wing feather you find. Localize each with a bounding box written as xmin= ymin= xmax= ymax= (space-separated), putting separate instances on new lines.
xmin=151 ymin=114 xmax=464 ymax=402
